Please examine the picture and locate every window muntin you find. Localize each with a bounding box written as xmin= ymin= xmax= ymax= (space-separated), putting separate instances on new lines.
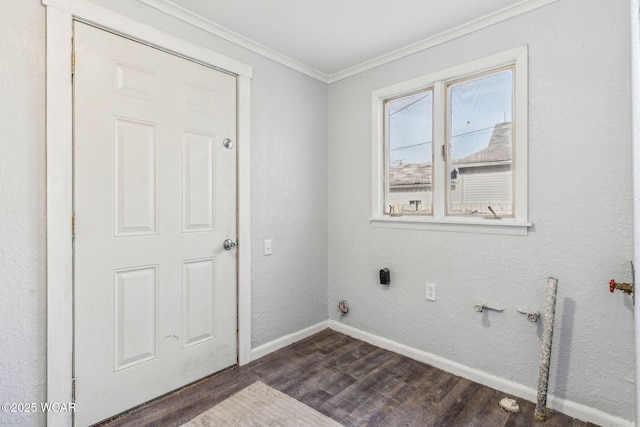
xmin=384 ymin=90 xmax=433 ymax=215
xmin=446 ymin=68 xmax=514 ymax=218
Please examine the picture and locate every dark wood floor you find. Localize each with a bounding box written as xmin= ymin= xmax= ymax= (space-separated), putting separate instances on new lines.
xmin=97 ymin=329 xmax=598 ymax=427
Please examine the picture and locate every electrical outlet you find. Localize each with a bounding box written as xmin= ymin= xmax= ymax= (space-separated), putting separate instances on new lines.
xmin=425 ymin=283 xmax=436 ymax=301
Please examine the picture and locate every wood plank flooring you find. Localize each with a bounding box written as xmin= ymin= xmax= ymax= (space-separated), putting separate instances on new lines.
xmin=96 ymin=329 xmax=599 ymax=427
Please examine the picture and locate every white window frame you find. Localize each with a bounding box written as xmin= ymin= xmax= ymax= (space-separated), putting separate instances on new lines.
xmin=371 ymin=46 xmax=531 ymax=236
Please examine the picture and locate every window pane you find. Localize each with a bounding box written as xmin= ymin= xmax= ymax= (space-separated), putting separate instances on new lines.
xmin=385 ymin=90 xmax=433 ymax=215
xmin=447 ymin=69 xmax=513 ymax=217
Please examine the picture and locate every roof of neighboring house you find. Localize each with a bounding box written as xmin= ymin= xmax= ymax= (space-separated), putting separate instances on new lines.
xmin=389 ymin=162 xmax=432 ymax=187
xmin=453 ymin=121 xmax=511 ymax=166
xmin=389 ymin=122 xmax=511 ymax=187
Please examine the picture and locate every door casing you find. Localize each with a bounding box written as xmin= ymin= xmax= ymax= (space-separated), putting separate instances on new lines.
xmin=43 ymin=2 xmax=253 ymax=426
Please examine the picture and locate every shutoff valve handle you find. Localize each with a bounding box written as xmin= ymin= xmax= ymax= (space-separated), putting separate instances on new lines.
xmin=610 ymin=279 xmax=633 ymax=295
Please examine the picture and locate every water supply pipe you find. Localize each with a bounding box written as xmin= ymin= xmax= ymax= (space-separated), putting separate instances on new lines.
xmin=535 ymin=277 xmax=559 ymax=421
xmin=473 ymin=303 xmax=504 ymax=313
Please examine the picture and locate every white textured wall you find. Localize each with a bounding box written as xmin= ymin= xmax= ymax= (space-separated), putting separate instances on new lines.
xmin=633 ymin=0 xmax=640 ymax=421
xmin=0 ymin=1 xmax=47 ymax=426
xmin=328 ymin=0 xmax=634 ymax=422
xmin=2 ymin=0 xmax=636 ymax=425
xmin=0 ymin=1 xmax=327 ymax=425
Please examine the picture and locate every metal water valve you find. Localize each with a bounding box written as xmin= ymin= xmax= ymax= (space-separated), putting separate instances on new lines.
xmin=609 ymin=279 xmax=633 ymax=295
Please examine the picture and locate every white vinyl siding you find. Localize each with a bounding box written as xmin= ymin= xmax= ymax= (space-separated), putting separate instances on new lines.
xmin=389 ymin=188 xmax=433 ymax=213
xmin=449 ymin=167 xmax=512 ymax=215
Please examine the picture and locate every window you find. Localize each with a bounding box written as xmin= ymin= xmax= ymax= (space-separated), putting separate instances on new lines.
xmin=372 ymin=47 xmax=530 ymax=235
xmin=447 ymin=68 xmax=513 ymax=218
xmin=386 ymin=90 xmax=433 ymax=215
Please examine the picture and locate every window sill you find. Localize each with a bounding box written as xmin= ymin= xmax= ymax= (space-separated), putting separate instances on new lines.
xmin=370 ymin=215 xmax=532 ymax=236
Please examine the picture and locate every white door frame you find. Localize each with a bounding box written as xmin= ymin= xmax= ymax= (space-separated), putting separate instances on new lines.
xmin=43 ymin=1 xmax=253 ymax=426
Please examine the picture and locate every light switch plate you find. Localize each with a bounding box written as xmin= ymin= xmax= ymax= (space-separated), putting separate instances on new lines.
xmin=426 ymin=283 xmax=436 ymax=301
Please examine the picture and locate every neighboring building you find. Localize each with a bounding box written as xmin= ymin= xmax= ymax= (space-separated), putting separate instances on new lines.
xmin=388 ymin=161 xmax=433 ymax=213
xmin=388 ymin=122 xmax=512 ymax=216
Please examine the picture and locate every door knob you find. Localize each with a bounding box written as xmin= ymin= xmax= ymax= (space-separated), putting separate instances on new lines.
xmin=223 ymin=239 xmax=237 ymax=250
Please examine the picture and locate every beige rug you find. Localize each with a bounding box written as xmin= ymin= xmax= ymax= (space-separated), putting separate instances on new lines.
xmin=180 ymin=381 xmax=343 ymax=427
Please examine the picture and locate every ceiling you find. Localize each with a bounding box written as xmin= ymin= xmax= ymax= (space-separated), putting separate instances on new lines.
xmin=139 ymin=0 xmax=557 ymax=82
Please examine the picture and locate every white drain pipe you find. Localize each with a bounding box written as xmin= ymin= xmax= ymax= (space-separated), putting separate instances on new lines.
xmin=535 ymin=277 xmax=558 ymax=421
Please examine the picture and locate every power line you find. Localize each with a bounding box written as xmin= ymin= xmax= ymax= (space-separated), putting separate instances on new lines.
xmin=450 ymin=125 xmax=497 ymax=138
xmin=389 ymin=122 xmax=509 ymax=153
xmin=390 ymin=141 xmax=432 ymax=152
xmin=389 ymin=93 xmax=430 ymax=116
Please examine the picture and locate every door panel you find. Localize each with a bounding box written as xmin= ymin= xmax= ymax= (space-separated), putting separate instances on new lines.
xmin=73 ymin=22 xmax=237 ymax=426
xmin=114 ymin=265 xmax=159 ymax=370
xmin=183 ymin=131 xmax=216 ymax=232
xmin=114 ymin=117 xmax=158 ymax=236
xmin=182 ymin=258 xmax=216 ymax=347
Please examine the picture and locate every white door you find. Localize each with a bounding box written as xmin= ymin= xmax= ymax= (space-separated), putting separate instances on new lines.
xmin=73 ymin=22 xmax=238 ymax=426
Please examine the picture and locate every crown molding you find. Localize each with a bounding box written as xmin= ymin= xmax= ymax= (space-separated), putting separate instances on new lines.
xmin=326 ymin=0 xmax=558 ymax=83
xmin=139 ymin=0 xmax=559 ymax=84
xmin=137 ymin=0 xmax=328 ymax=82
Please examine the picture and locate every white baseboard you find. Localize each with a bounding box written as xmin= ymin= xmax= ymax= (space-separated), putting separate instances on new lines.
xmin=250 ymin=320 xmax=329 ymax=361
xmin=328 ymin=320 xmax=634 ymax=427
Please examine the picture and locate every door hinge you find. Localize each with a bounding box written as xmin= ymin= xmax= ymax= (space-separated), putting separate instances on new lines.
xmin=72 ymin=215 xmax=76 ymax=238
xmin=441 ymin=145 xmax=447 ymax=162
xmin=71 ymin=51 xmax=75 ymax=75
xmin=71 ymin=377 xmax=76 ymax=401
